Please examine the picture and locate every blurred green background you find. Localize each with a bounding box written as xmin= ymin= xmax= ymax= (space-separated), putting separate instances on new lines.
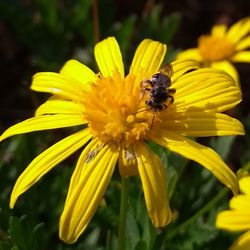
xmin=0 ymin=0 xmax=250 ymax=249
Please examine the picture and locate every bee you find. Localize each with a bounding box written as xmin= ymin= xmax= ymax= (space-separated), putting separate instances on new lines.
xmin=139 ymin=65 xmax=176 ymax=128
xmin=140 ymin=64 xmax=176 ymax=112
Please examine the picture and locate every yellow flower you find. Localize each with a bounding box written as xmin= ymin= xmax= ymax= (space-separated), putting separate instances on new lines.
xmin=0 ymin=37 xmax=244 ymax=243
xmin=216 ymin=176 xmax=250 ymax=250
xmin=176 ymin=17 xmax=250 ymax=85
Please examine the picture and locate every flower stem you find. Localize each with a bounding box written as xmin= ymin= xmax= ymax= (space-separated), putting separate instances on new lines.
xmin=165 ymin=187 xmax=228 ymax=241
xmin=118 ymin=177 xmax=129 ymax=250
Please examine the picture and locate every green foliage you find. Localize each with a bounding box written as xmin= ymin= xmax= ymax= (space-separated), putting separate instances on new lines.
xmin=8 ymin=216 xmax=45 ymax=250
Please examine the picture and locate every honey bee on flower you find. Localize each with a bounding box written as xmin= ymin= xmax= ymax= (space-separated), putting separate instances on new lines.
xmin=139 ymin=64 xmax=176 ymax=127
xmin=140 ymin=64 xmax=176 ymax=112
xmin=0 ymin=37 xmax=244 ymax=244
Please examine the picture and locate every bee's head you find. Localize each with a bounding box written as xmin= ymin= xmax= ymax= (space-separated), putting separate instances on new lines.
xmin=151 ymin=73 xmax=171 ymax=87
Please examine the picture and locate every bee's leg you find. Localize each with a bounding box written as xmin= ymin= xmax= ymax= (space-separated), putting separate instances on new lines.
xmin=168 ymin=88 xmax=176 ymax=94
xmin=150 ymin=112 xmax=155 ymax=129
xmin=140 ymin=80 xmax=151 ymax=100
xmin=139 ymin=89 xmax=146 ymax=100
xmin=136 ymin=108 xmax=149 ymax=114
xmin=97 ymin=72 xmax=104 ymax=79
xmin=168 ymin=95 xmax=174 ymax=104
xmin=140 ymin=79 xmax=153 ymax=88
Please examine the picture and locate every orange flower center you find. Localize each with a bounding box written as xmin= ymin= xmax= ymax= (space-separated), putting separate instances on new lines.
xmin=83 ymin=71 xmax=159 ymax=145
xmin=198 ymin=35 xmax=235 ymax=62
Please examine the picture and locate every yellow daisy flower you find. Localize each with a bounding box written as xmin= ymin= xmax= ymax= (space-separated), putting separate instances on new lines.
xmin=0 ymin=37 xmax=244 ymax=243
xmin=216 ymin=176 xmax=250 ymax=250
xmin=176 ymin=17 xmax=250 ymax=85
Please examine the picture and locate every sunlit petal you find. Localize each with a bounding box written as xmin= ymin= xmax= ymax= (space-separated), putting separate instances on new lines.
xmin=65 ymin=137 xmax=101 ymax=203
xmin=172 ymin=68 xmax=241 ymax=112
xmin=130 ymin=39 xmax=166 ymax=77
xmin=59 ymin=144 xmax=119 ymax=243
xmin=10 ymin=129 xmax=92 ymax=208
xmin=176 ymin=48 xmax=202 ymax=61
xmin=230 ymin=230 xmax=250 ymax=250
xmin=229 ymin=195 xmax=250 ymax=211
xmin=227 ymin=17 xmax=250 ymax=43
xmin=161 ymin=111 xmax=244 ymax=137
xmin=134 ymin=142 xmax=172 ymax=227
xmin=94 ymin=37 xmax=124 ymax=78
xmin=239 ymin=176 xmax=250 ymax=195
xmin=150 ymin=131 xmax=238 ymax=195
xmin=231 ymin=51 xmax=250 ymax=62
xmin=0 ymin=114 xmax=85 ymax=142
xmin=216 ymin=210 xmax=250 ymax=231
xmin=35 ymin=99 xmax=83 ymax=116
xmin=171 ymin=59 xmax=200 ymax=82
xmin=235 ymin=36 xmax=250 ymax=51
xmin=60 ymin=59 xmax=96 ymax=91
xmin=211 ymin=24 xmax=227 ymax=37
xmin=31 ymin=72 xmax=86 ymax=100
xmin=211 ymin=61 xmax=240 ymax=86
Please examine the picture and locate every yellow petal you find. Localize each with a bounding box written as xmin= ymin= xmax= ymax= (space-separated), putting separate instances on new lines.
xmin=229 ymin=195 xmax=250 ymax=211
xmin=60 ymin=59 xmax=96 ymax=91
xmin=235 ymin=36 xmax=250 ymax=51
xmin=231 ymin=51 xmax=250 ymax=62
xmin=211 ymin=61 xmax=240 ymax=87
xmin=10 ymin=129 xmax=92 ymax=208
xmin=227 ymin=17 xmax=250 ymax=44
xmin=240 ymin=176 xmax=250 ymax=195
xmin=176 ymin=48 xmax=202 ymax=61
xmin=172 ymin=68 xmax=241 ymax=113
xmin=35 ymin=99 xmax=83 ymax=116
xmin=118 ymin=145 xmax=138 ymax=177
xmin=133 ymin=142 xmax=172 ymax=227
xmin=211 ymin=24 xmax=227 ymax=37
xmin=59 ymin=143 xmax=119 ymax=243
xmin=65 ymin=137 xmax=101 ymax=203
xmin=150 ymin=132 xmax=239 ymax=195
xmin=230 ymin=230 xmax=250 ymax=250
xmin=94 ymin=37 xmax=124 ymax=78
xmin=31 ymin=72 xmax=86 ymax=100
xmin=216 ymin=210 xmax=250 ymax=231
xmin=161 ymin=111 xmax=244 ymax=137
xmin=171 ymin=59 xmax=201 ymax=82
xmin=0 ymin=114 xmax=85 ymax=142
xmin=129 ymin=39 xmax=166 ymax=77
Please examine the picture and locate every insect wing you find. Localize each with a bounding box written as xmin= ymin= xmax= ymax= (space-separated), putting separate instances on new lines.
xmin=159 ymin=64 xmax=173 ymax=78
xmin=85 ymin=144 xmax=104 ymax=163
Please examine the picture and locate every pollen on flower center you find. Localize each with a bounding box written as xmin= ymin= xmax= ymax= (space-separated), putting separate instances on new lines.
xmin=198 ymin=35 xmax=235 ymax=62
xmin=83 ymin=71 xmax=157 ymax=145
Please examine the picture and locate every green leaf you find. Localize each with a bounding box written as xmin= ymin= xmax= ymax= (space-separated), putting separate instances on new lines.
xmin=9 ymin=216 xmax=29 ymax=250
xmin=210 ymin=136 xmax=236 ymax=160
xmin=34 ymin=0 xmax=59 ymax=31
xmin=114 ymin=15 xmax=137 ymax=55
xmin=134 ymin=240 xmax=147 ymax=250
xmin=126 ymin=209 xmax=140 ymax=250
xmin=9 ymin=215 xmax=45 ymax=250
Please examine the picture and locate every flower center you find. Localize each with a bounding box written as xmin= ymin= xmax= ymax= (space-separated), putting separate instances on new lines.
xmin=198 ymin=35 xmax=235 ymax=62
xmin=84 ymin=71 xmax=160 ymax=145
